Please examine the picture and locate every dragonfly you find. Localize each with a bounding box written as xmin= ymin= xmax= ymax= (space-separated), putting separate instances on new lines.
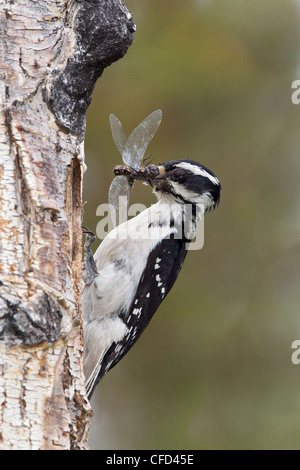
xmin=108 ymin=109 xmax=163 ymax=227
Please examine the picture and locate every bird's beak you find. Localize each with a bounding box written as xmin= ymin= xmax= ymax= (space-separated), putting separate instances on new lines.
xmin=134 ymin=165 xmax=167 ymax=186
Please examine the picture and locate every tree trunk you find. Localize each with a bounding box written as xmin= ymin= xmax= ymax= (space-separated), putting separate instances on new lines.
xmin=0 ymin=0 xmax=134 ymax=450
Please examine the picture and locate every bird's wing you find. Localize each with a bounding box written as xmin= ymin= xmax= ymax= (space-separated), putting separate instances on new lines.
xmin=87 ymin=235 xmax=188 ymax=399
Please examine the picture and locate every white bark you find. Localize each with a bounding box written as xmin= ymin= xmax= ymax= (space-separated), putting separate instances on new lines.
xmin=0 ymin=0 xmax=134 ymax=450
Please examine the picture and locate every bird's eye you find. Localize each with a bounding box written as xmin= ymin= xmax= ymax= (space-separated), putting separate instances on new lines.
xmin=171 ymin=168 xmax=185 ymax=180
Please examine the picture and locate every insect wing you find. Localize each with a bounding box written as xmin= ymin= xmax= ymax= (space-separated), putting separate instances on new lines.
xmin=108 ymin=175 xmax=131 ymax=228
xmin=108 ymin=110 xmax=162 ymax=227
xmin=109 ymin=114 xmax=127 ymax=155
xmin=122 ymin=109 xmax=162 ymax=168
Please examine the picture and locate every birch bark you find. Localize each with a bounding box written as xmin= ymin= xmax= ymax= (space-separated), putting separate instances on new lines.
xmin=0 ymin=0 xmax=134 ymax=449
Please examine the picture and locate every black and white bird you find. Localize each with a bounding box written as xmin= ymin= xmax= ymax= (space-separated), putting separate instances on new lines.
xmin=82 ymin=159 xmax=221 ymax=399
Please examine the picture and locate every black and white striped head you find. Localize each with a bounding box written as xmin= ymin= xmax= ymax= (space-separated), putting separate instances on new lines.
xmin=150 ymin=159 xmax=221 ymax=212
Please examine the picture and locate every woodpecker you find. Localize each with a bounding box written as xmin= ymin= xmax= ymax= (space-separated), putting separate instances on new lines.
xmin=82 ymin=159 xmax=221 ymax=399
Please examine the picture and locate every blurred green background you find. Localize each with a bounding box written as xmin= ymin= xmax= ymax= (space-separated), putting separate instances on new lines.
xmin=83 ymin=0 xmax=300 ymax=450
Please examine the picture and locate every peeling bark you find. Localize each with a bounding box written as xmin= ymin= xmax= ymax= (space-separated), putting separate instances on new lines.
xmin=0 ymin=0 xmax=134 ymax=450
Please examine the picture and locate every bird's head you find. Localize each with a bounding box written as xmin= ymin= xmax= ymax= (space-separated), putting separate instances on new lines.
xmin=147 ymin=159 xmax=221 ymax=213
xmin=114 ymin=158 xmax=221 ymax=213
